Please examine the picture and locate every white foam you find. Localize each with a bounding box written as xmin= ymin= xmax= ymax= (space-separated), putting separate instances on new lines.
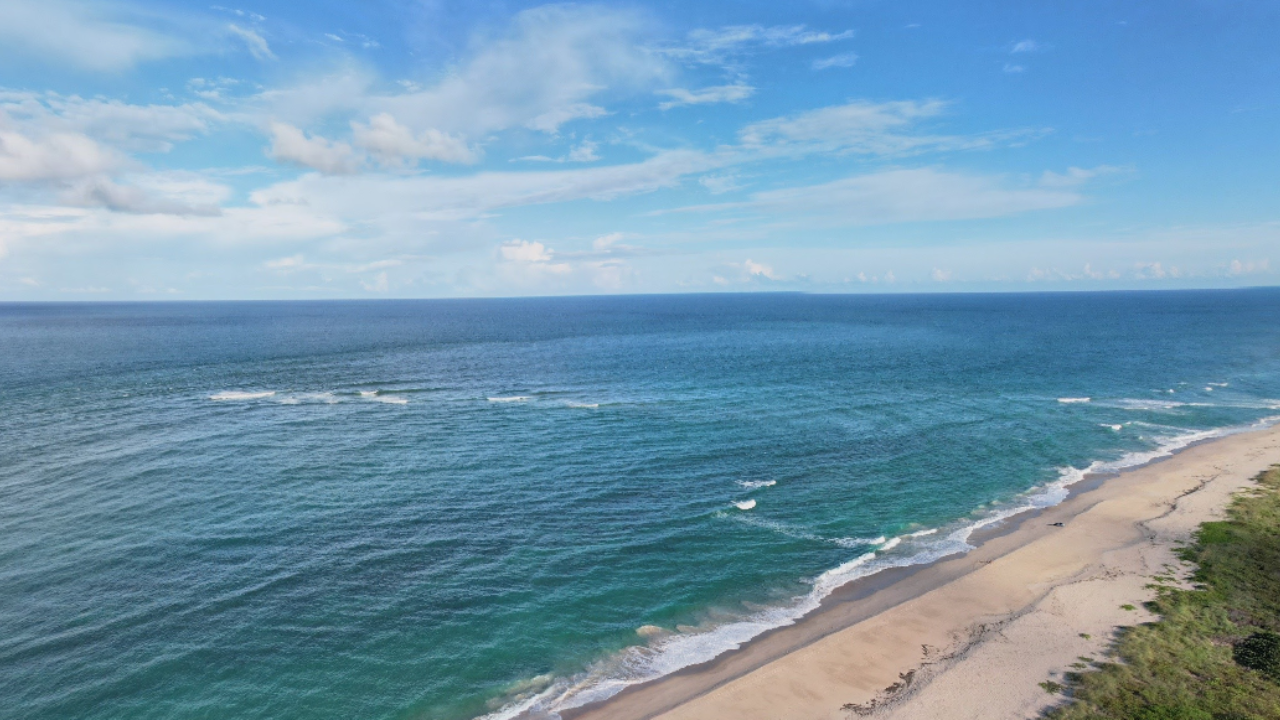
xmin=737 ymin=480 xmax=777 ymax=489
xmin=1112 ymin=398 xmax=1189 ymax=411
xmin=1057 ymin=397 xmax=1091 ymax=404
xmin=1101 ymin=424 xmax=1123 ymax=431
xmin=375 ymin=395 xmax=409 ymax=405
xmin=566 ymin=402 xmax=599 ymax=409
xmin=733 ymin=499 xmax=756 ymax=511
xmin=478 ymin=415 xmax=1280 ymax=720
xmin=1208 ymin=382 xmax=1229 ymax=388
xmin=359 ymin=391 xmax=377 ymax=398
xmin=278 ymin=392 xmax=338 ymax=405
xmin=209 ymin=390 xmax=275 ymax=401
xmin=488 ymin=396 xmax=531 ymax=403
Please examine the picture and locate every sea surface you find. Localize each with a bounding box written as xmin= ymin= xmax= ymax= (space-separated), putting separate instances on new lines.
xmin=3 ymin=291 xmax=1280 ymax=720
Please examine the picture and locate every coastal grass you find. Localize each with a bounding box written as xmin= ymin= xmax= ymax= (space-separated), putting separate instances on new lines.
xmin=1047 ymin=465 xmax=1280 ymax=720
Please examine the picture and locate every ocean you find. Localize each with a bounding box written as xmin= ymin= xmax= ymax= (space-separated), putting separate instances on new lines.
xmin=2 ymin=290 xmax=1279 ymax=720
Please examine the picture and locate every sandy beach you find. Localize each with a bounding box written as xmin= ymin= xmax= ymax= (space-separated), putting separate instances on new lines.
xmin=568 ymin=422 xmax=1280 ymax=720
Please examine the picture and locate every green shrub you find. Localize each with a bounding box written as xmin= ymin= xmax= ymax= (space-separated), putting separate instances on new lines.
xmin=1234 ymin=631 xmax=1280 ymax=679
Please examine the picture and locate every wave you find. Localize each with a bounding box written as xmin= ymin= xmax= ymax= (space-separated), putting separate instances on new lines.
xmin=488 ymin=396 xmax=531 ymax=403
xmin=209 ymin=390 xmax=275 ymax=401
xmin=278 ymin=392 xmax=338 ymax=405
xmin=732 ymin=499 xmax=756 ymax=511
xmin=737 ymin=480 xmax=777 ymax=489
xmin=566 ymin=402 xmax=599 ymax=409
xmin=1057 ymin=397 xmax=1091 ymax=404
xmin=476 ymin=415 xmax=1280 ymax=720
xmin=373 ymin=395 xmax=409 ymax=405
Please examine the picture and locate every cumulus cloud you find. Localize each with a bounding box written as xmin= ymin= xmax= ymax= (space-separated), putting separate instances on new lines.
xmin=1228 ymin=258 xmax=1270 ymax=276
xmin=0 ymin=127 xmax=119 ymax=181
xmin=742 ymin=258 xmax=776 ymax=279
xmin=500 ymin=239 xmax=553 ymax=263
xmin=657 ymin=84 xmax=755 ymax=110
xmin=267 ymin=122 xmax=362 ymax=174
xmin=0 ymin=0 xmax=187 ymax=72
xmin=351 ymin=113 xmax=477 ymax=167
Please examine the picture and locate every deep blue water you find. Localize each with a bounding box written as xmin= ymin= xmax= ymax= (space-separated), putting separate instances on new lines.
xmin=2 ymin=291 xmax=1279 ymax=720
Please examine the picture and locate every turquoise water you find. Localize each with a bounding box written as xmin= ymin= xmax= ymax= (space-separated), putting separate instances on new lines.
xmin=2 ymin=291 xmax=1280 ymax=720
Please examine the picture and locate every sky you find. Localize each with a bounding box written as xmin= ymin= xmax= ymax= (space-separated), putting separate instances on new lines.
xmin=0 ymin=0 xmax=1277 ymax=299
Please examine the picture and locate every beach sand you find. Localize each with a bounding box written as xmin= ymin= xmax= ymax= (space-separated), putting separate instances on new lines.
xmin=567 ymin=423 xmax=1280 ymax=720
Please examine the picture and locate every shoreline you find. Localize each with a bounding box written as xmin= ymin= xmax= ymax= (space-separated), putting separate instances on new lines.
xmin=560 ymin=422 xmax=1280 ymax=720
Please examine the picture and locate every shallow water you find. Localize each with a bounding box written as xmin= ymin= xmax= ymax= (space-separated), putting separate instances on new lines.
xmin=2 ymin=291 xmax=1279 ymax=720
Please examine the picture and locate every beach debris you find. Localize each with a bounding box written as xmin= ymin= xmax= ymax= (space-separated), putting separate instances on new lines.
xmin=1050 ymin=522 xmax=1065 ymax=527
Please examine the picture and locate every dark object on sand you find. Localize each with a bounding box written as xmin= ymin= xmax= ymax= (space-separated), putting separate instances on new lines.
xmin=1049 ymin=522 xmax=1064 ymax=527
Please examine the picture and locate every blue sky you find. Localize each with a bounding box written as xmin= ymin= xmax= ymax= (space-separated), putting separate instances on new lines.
xmin=0 ymin=0 xmax=1277 ymax=299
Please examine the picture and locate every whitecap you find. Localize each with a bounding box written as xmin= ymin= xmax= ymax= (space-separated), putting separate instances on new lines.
xmin=566 ymin=402 xmax=599 ymax=409
xmin=1057 ymin=397 xmax=1091 ymax=403
xmin=737 ymin=480 xmax=777 ymax=489
xmin=359 ymin=390 xmax=377 ymax=398
xmin=879 ymin=537 xmax=902 ymax=551
xmin=209 ymin=390 xmax=275 ymax=401
xmin=374 ymin=395 xmax=408 ymax=405
xmin=733 ymin=499 xmax=756 ymax=511
xmin=488 ymin=396 xmax=531 ymax=403
xmin=907 ymin=528 xmax=939 ymax=538
xmin=1101 ymin=424 xmax=1123 ymax=431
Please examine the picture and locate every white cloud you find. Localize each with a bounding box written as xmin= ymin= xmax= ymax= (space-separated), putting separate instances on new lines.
xmin=1228 ymin=258 xmax=1270 ymax=276
xmin=813 ymin=53 xmax=858 ymax=70
xmin=377 ymin=5 xmax=668 ymax=137
xmin=1 ymin=92 xmax=222 ymax=153
xmin=698 ymin=173 xmax=743 ymax=194
xmin=0 ymin=127 xmax=119 ymax=181
xmin=227 ymin=24 xmax=274 ymax=61
xmin=1039 ymin=165 xmax=1128 ymax=187
xmin=672 ymin=24 xmax=853 ymax=65
xmin=931 ymin=268 xmax=952 ymax=282
xmin=1011 ymin=40 xmax=1040 ymax=53
xmin=500 ymin=239 xmax=552 ymax=263
xmin=743 ymin=168 xmax=1082 ymax=225
xmin=739 ymin=100 xmax=1017 ymax=157
xmin=267 ymin=122 xmax=362 ymax=175
xmin=566 ymin=140 xmax=600 ymax=163
xmin=351 ymin=113 xmax=477 ymax=166
xmin=61 ymin=176 xmax=222 ymax=215
xmin=742 ymin=258 xmax=776 ymax=279
xmin=1003 ymin=63 xmax=1025 ymax=74
xmin=0 ymin=0 xmax=186 ymax=72
xmin=361 ymin=271 xmax=389 ymax=292
xmin=592 ymin=232 xmax=623 ymax=251
xmin=658 ymin=84 xmax=755 ymax=110
xmin=251 ymin=148 xmax=722 ymax=221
